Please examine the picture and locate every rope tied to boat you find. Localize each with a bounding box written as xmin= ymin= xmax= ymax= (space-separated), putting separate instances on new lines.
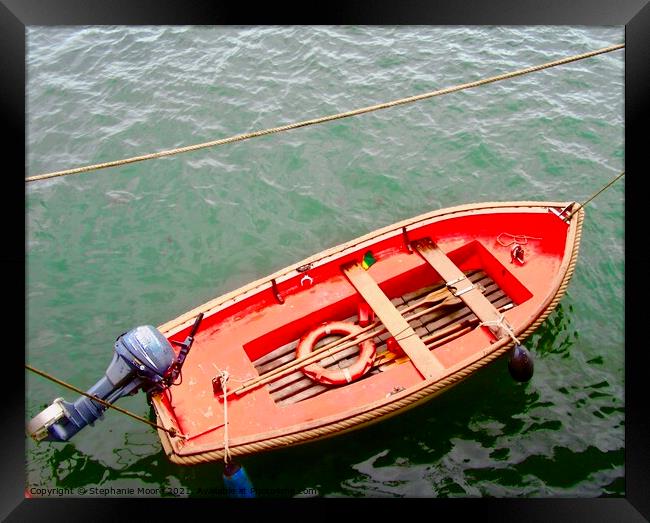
xmin=25 ymin=363 xmax=185 ymax=439
xmin=212 ymin=367 xmax=254 ymax=461
xmin=218 ymin=370 xmax=232 ymax=464
xmin=565 ymin=171 xmax=625 ymax=220
xmin=479 ymin=313 xmax=520 ymax=344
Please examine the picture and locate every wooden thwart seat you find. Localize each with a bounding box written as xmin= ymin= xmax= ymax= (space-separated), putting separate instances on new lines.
xmin=413 ymin=238 xmax=508 ymax=339
xmin=342 ymin=263 xmax=446 ymax=380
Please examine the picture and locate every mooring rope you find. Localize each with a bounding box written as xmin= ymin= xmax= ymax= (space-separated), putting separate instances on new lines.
xmin=479 ymin=314 xmax=521 ymax=344
xmin=566 ymin=171 xmax=625 ymax=220
xmin=219 ymin=371 xmax=232 ymax=464
xmin=26 ymin=43 xmax=624 ymax=184
xmin=25 ymin=363 xmax=183 ymax=439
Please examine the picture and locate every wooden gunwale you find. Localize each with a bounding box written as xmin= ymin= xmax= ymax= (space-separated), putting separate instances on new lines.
xmin=157 ymin=201 xmax=571 ymax=338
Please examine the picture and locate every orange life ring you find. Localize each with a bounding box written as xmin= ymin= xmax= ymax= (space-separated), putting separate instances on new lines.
xmin=296 ymin=321 xmax=376 ymax=386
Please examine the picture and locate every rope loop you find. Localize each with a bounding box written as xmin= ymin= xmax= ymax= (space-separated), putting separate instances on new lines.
xmin=496 ymin=233 xmax=543 ymax=247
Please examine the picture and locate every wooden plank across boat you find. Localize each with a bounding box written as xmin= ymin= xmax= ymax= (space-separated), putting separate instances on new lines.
xmin=150 ymin=201 xmax=584 ymax=465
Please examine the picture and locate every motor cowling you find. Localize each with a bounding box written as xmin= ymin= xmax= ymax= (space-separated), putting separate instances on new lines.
xmin=28 ymin=325 xmax=176 ymax=442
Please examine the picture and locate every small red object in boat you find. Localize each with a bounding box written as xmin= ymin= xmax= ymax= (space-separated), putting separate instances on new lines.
xmin=386 ymin=336 xmax=404 ymax=356
xmin=212 ymin=376 xmax=223 ymax=395
xmin=511 ymin=244 xmax=525 ymax=264
xmin=357 ymin=301 xmax=375 ymax=327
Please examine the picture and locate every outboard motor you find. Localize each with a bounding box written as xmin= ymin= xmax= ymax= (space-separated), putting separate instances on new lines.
xmin=28 ymin=314 xmax=202 ymax=442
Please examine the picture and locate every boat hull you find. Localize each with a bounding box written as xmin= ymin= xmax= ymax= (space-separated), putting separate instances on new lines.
xmin=150 ymin=201 xmax=584 ymax=465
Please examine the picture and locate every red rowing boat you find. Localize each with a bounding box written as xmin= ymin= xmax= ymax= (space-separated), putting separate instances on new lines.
xmin=149 ymin=200 xmax=583 ymax=465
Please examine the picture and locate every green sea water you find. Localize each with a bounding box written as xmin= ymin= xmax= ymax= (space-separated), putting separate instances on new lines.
xmin=26 ymin=26 xmax=624 ymax=498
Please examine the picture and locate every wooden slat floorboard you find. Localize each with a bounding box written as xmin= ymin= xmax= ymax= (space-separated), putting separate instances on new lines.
xmin=249 ymin=269 xmax=512 ymax=406
xmin=266 ymin=288 xmax=505 ymax=396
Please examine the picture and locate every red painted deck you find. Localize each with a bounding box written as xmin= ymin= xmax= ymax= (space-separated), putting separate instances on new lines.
xmin=150 ymin=201 xmax=582 ymax=462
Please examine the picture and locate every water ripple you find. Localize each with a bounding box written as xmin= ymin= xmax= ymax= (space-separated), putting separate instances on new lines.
xmin=26 ymin=26 xmax=624 ymax=498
